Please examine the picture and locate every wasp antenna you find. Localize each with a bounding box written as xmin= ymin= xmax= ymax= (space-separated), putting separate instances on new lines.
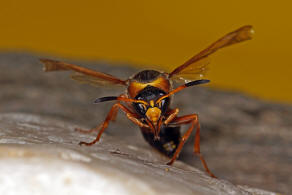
xmin=156 ymin=79 xmax=210 ymax=103
xmin=185 ymin=79 xmax=210 ymax=87
xmin=94 ymin=96 xmax=148 ymax=105
xmin=94 ymin=96 xmax=118 ymax=103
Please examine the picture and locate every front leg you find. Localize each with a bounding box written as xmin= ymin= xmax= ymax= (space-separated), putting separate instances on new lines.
xmin=166 ymin=113 xmax=216 ymax=178
xmin=79 ymin=102 xmax=148 ymax=146
xmin=75 ymin=94 xmax=128 ymax=134
xmin=164 ymin=108 xmax=179 ymax=126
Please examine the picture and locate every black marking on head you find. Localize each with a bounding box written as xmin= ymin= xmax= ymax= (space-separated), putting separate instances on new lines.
xmin=133 ymin=70 xmax=161 ymax=83
xmin=135 ymin=85 xmax=166 ymax=102
xmin=185 ymin=79 xmax=210 ymax=87
xmin=133 ymin=85 xmax=170 ymax=116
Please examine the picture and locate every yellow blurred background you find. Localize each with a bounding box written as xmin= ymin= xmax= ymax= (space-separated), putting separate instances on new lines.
xmin=1 ymin=1 xmax=292 ymax=103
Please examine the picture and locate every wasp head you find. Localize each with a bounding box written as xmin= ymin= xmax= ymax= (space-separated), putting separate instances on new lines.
xmin=133 ymin=86 xmax=170 ymax=139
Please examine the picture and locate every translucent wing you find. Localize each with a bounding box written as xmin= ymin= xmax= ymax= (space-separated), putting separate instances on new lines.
xmin=168 ymin=25 xmax=254 ymax=81
xmin=70 ymin=72 xmax=123 ymax=87
xmin=170 ymin=57 xmax=210 ymax=83
xmin=40 ymin=59 xmax=128 ymax=86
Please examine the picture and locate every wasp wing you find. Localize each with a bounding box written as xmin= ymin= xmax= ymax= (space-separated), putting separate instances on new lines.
xmin=170 ymin=57 xmax=210 ymax=83
xmin=168 ymin=25 xmax=254 ymax=81
xmin=40 ymin=59 xmax=127 ymax=86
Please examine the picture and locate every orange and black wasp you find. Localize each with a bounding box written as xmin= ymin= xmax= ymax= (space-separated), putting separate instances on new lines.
xmin=40 ymin=25 xmax=253 ymax=178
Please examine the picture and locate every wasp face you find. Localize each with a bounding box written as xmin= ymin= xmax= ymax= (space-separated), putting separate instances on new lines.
xmin=133 ymin=86 xmax=170 ymax=138
xmin=145 ymin=103 xmax=161 ymax=124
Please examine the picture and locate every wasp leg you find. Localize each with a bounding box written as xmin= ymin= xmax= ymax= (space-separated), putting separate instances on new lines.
xmin=75 ymin=125 xmax=101 ymax=134
xmin=75 ymin=94 xmax=128 ymax=134
xmin=164 ymin=108 xmax=179 ymax=125
xmin=111 ymin=94 xmax=129 ymax=122
xmin=166 ymin=114 xmax=216 ymax=178
xmin=79 ymin=102 xmax=147 ymax=146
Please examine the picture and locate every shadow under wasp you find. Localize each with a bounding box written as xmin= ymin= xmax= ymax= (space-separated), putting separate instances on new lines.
xmin=40 ymin=25 xmax=253 ymax=178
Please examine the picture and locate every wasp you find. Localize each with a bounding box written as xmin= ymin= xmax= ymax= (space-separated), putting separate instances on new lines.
xmin=40 ymin=25 xmax=253 ymax=178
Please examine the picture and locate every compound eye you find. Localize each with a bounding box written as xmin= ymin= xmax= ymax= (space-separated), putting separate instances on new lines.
xmin=137 ymin=103 xmax=147 ymax=114
xmin=158 ymin=99 xmax=165 ymax=108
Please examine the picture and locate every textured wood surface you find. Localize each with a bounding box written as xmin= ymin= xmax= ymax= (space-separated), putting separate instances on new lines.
xmin=0 ymin=52 xmax=290 ymax=194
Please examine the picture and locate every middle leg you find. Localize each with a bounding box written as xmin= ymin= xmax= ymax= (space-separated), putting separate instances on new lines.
xmin=166 ymin=113 xmax=216 ymax=178
xmin=166 ymin=114 xmax=198 ymax=165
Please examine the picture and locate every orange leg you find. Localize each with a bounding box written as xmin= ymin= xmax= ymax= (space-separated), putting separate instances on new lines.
xmin=75 ymin=94 xmax=127 ymax=134
xmin=75 ymin=125 xmax=101 ymax=134
xmin=164 ymin=108 xmax=179 ymax=126
xmin=79 ymin=102 xmax=147 ymax=146
xmin=166 ymin=114 xmax=216 ymax=178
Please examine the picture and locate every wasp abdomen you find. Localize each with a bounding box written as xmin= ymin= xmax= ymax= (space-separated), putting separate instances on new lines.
xmin=140 ymin=126 xmax=181 ymax=158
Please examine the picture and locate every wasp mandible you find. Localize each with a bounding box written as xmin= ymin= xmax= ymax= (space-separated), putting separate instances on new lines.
xmin=41 ymin=25 xmax=253 ymax=178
